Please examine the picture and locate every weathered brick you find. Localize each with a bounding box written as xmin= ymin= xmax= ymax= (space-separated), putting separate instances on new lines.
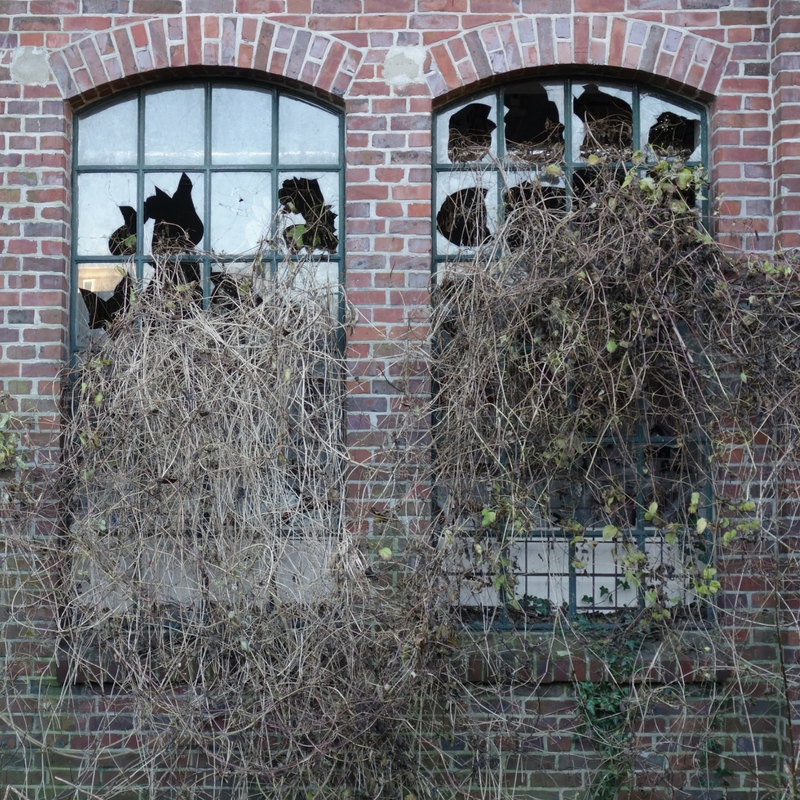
xmin=81 ymin=0 xmax=127 ymax=10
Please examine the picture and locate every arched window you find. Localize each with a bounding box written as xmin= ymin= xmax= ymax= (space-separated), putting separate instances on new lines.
xmin=72 ymin=81 xmax=343 ymax=350
xmin=432 ymin=79 xmax=710 ymax=621
xmin=433 ymin=78 xmax=706 ymax=258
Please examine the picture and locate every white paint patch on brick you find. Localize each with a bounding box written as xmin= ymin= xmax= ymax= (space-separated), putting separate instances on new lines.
xmin=384 ymin=46 xmax=426 ymax=88
xmin=11 ymin=47 xmax=52 ymax=86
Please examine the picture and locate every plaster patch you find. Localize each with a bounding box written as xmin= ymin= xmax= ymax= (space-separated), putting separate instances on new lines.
xmin=11 ymin=47 xmax=52 ymax=86
xmin=384 ymin=46 xmax=426 ymax=88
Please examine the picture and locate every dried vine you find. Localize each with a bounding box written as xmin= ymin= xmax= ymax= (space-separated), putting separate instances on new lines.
xmin=2 ymin=151 xmax=800 ymax=799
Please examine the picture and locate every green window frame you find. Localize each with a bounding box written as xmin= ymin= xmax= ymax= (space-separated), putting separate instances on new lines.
xmin=71 ymin=79 xmax=345 ymax=354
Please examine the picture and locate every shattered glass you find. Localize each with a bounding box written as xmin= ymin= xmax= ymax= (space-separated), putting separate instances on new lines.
xmin=142 ymin=172 xmax=205 ymax=255
xmin=435 ymin=171 xmax=497 ymax=254
xmin=503 ymin=82 xmax=564 ymax=162
xmin=640 ymin=94 xmax=701 ymax=162
xmin=571 ymin=83 xmax=633 ymax=161
xmin=77 ymin=172 xmax=138 ymax=256
xmin=210 ymin=172 xmax=272 ymax=255
xmin=74 ymin=263 xmax=134 ymax=348
xmin=278 ymin=172 xmax=340 ymax=253
xmin=436 ymin=94 xmax=497 ymax=165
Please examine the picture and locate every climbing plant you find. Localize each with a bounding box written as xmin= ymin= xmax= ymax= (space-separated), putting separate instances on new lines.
xmin=2 ymin=148 xmax=800 ymax=800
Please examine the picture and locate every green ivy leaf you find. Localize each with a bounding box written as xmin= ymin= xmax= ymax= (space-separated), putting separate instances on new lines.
xmin=602 ymin=524 xmax=618 ymax=541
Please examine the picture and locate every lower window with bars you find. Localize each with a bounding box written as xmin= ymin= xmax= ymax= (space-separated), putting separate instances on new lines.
xmin=439 ymin=428 xmax=711 ymax=625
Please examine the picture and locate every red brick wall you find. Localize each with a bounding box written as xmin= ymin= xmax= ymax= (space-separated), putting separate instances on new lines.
xmin=0 ymin=0 xmax=796 ymax=794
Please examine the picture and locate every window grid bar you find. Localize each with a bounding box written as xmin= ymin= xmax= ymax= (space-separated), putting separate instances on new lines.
xmin=72 ymin=81 xmax=345 ymax=357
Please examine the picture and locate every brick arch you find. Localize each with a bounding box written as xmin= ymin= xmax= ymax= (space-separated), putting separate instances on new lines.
xmin=426 ymin=15 xmax=730 ymax=101
xmin=48 ymin=16 xmax=362 ymax=105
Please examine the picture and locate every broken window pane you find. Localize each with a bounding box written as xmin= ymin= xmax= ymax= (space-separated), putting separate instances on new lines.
xmin=640 ymin=94 xmax=701 ymax=162
xmin=210 ymin=172 xmax=272 ymax=256
xmin=143 ymin=172 xmax=205 ymax=255
xmin=144 ymin=86 xmax=205 ymax=165
xmin=77 ymin=97 xmax=138 ymax=166
xmin=572 ymin=83 xmax=633 ymax=160
xmin=278 ymin=97 xmax=339 ymax=165
xmin=504 ymin=83 xmax=564 ymax=162
xmin=435 ymin=171 xmax=497 ymax=254
xmin=76 ymin=172 xmax=138 ymax=256
xmin=74 ymin=264 xmax=133 ymax=348
xmin=278 ymin=172 xmax=339 ymax=253
xmin=211 ymin=86 xmax=272 ymax=165
xmin=448 ymin=102 xmax=497 ymax=163
xmin=436 ymin=94 xmax=497 ymax=164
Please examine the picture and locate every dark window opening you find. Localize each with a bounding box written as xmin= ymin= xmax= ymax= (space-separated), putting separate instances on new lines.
xmin=144 ymin=172 xmax=204 ymax=254
xmin=279 ymin=177 xmax=338 ymax=254
xmin=436 ymin=187 xmax=490 ymax=247
xmin=573 ymin=84 xmax=633 ymax=158
xmin=504 ymin=90 xmax=564 ymax=161
xmin=647 ymin=111 xmax=697 ymax=159
xmin=448 ymin=103 xmax=496 ymax=163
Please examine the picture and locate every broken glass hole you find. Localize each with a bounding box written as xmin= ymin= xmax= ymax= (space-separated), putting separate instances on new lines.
xmin=278 ymin=177 xmax=338 ymax=254
xmin=79 ymin=273 xmax=132 ymax=331
xmin=145 ymin=172 xmax=204 ymax=255
xmin=504 ymin=92 xmax=564 ymax=162
xmin=574 ymin=85 xmax=633 ymax=159
xmin=447 ymin=103 xmax=496 ymax=163
xmin=436 ymin=186 xmax=490 ymax=248
xmin=647 ymin=111 xmax=697 ymax=159
xmin=108 ymin=206 xmax=137 ymax=256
